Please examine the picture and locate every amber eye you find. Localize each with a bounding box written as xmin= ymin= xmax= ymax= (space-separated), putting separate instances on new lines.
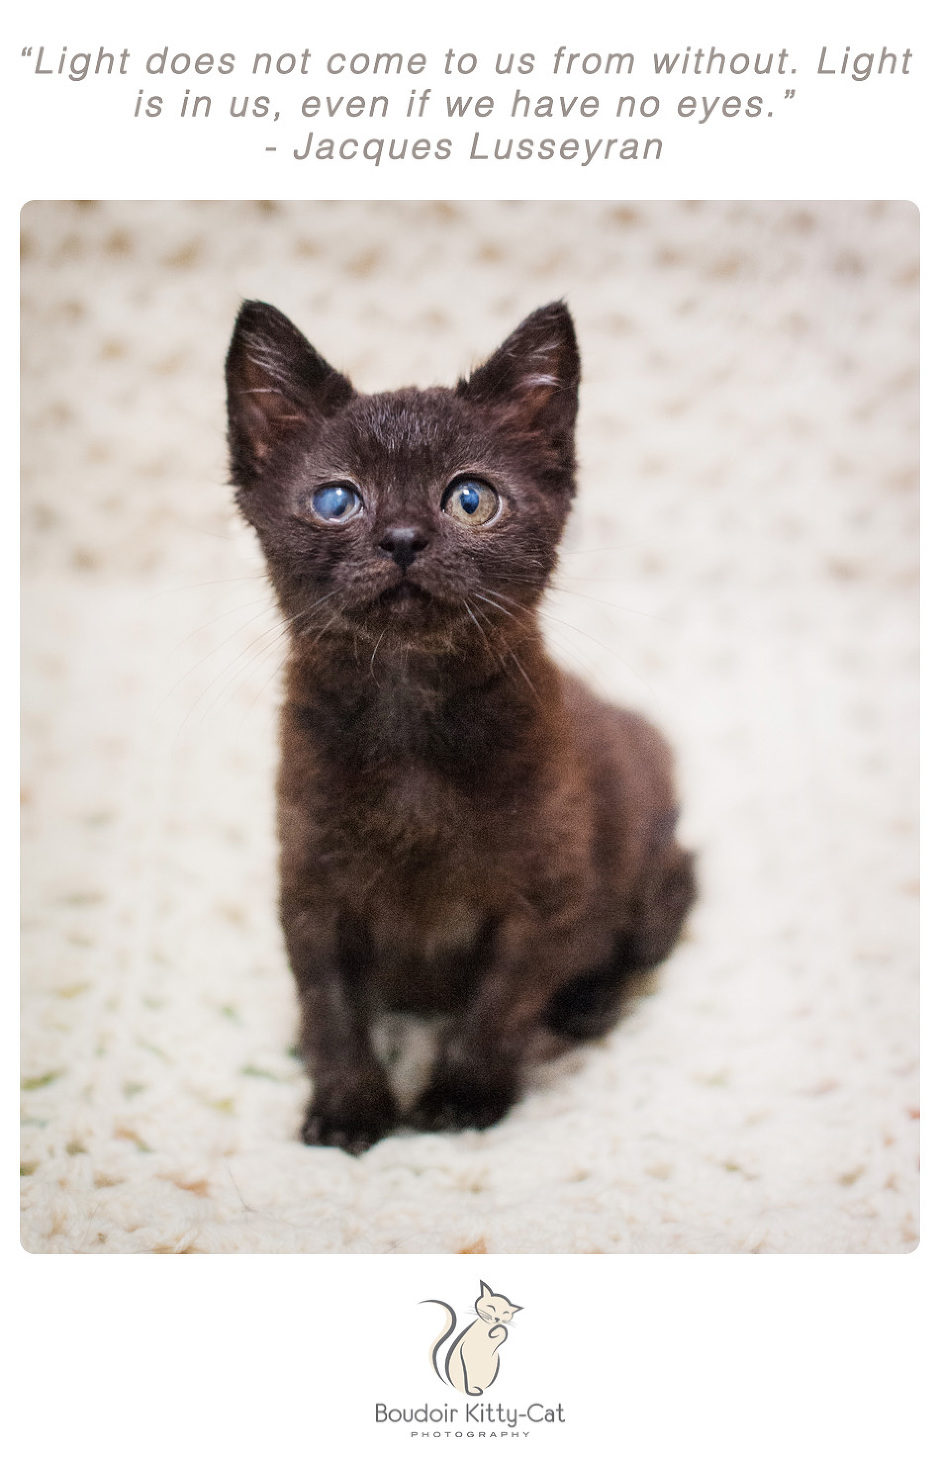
xmin=442 ymin=477 xmax=500 ymax=527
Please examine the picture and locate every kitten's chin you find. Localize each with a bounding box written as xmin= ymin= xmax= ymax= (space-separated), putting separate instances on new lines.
xmin=310 ymin=576 xmax=474 ymax=652
xmin=368 ymin=579 xmax=463 ymax=631
xmin=354 ymin=579 xmax=472 ymax=654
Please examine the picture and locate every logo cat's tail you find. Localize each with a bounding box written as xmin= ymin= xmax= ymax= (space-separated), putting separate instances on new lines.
xmin=421 ymin=1300 xmax=456 ymax=1385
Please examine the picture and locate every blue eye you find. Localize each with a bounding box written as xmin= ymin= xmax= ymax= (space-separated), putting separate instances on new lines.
xmin=442 ymin=477 xmax=500 ymax=526
xmin=310 ymin=484 xmax=361 ymax=522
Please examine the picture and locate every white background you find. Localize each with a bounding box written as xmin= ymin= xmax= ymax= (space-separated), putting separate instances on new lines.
xmin=9 ymin=1 xmax=932 ymax=1452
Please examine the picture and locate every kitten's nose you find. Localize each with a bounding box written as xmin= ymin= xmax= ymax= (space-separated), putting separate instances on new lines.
xmin=379 ymin=526 xmax=428 ymax=573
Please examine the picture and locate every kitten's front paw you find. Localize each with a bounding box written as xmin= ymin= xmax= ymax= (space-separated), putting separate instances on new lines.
xmin=411 ymin=1067 xmax=517 ymax=1133
xmin=301 ymin=1080 xmax=398 ymax=1155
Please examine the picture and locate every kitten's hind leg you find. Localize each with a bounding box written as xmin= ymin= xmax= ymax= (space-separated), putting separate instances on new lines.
xmin=622 ymin=842 xmax=697 ymax=973
xmin=543 ymin=845 xmax=696 ymax=1043
xmin=411 ymin=845 xmax=695 ymax=1130
xmin=542 ymin=964 xmax=633 ymax=1042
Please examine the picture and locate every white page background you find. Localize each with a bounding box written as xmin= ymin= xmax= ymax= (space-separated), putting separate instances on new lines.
xmin=9 ymin=1 xmax=932 ymax=1452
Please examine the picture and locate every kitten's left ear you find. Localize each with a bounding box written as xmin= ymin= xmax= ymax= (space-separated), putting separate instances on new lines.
xmin=509 ymin=1304 xmax=523 ymax=1315
xmin=226 ymin=300 xmax=354 ymax=483
xmin=457 ymin=301 xmax=580 ymax=454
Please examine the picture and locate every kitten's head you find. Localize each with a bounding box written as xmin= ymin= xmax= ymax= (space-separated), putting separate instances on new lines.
xmin=225 ymin=299 xmax=580 ymax=653
xmin=475 ymin=1281 xmax=522 ymax=1327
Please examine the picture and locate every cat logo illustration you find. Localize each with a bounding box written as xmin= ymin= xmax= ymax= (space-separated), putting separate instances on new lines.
xmin=422 ymin=1281 xmax=523 ymax=1394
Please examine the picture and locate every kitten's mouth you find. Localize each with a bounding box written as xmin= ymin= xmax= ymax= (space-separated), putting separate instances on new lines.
xmin=376 ymin=580 xmax=434 ymax=609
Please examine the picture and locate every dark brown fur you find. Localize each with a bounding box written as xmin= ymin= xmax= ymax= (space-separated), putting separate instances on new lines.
xmin=226 ymin=299 xmax=695 ymax=1152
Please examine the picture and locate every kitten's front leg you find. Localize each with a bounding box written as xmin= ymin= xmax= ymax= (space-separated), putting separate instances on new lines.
xmin=411 ymin=919 xmax=549 ymax=1133
xmin=411 ymin=1047 xmax=520 ymax=1134
xmin=282 ymin=899 xmax=398 ymax=1154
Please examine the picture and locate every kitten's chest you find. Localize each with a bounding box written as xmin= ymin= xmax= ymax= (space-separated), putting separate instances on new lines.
xmin=340 ymin=758 xmax=495 ymax=1011
xmin=307 ymin=675 xmax=522 ymax=849
xmin=284 ymin=669 xmax=535 ymax=917
xmin=363 ymin=868 xmax=489 ymax=1014
xmin=352 ymin=762 xmax=488 ymax=940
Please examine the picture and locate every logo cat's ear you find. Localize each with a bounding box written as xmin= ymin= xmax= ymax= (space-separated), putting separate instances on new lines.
xmin=480 ymin=1281 xmax=493 ymax=1298
xmin=457 ymin=301 xmax=580 ymax=459
xmin=508 ymin=1304 xmax=523 ymax=1315
xmin=226 ymin=300 xmax=354 ymax=481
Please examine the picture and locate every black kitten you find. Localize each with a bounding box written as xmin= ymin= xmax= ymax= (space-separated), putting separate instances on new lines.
xmin=226 ymin=299 xmax=694 ymax=1153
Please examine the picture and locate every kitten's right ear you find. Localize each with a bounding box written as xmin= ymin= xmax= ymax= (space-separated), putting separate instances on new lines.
xmin=226 ymin=301 xmax=354 ymax=481
xmin=457 ymin=301 xmax=579 ymax=453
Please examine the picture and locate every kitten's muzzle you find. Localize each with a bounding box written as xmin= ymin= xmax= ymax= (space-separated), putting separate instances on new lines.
xmin=379 ymin=526 xmax=429 ymax=573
